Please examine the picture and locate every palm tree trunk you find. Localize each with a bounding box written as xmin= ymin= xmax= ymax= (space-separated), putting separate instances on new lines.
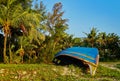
xmin=3 ymin=34 xmax=7 ymax=63
xmin=9 ymin=44 xmax=12 ymax=63
xmin=3 ymin=23 xmax=10 ymax=63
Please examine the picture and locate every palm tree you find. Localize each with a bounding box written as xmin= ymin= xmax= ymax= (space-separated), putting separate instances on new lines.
xmin=106 ymin=33 xmax=120 ymax=58
xmin=0 ymin=0 xmax=23 ymax=63
xmin=84 ymin=27 xmax=99 ymax=47
xmin=0 ymin=0 xmax=41 ymax=63
xmin=97 ymin=32 xmax=107 ymax=57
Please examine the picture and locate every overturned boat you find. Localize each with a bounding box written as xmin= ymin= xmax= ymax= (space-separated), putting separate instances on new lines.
xmin=53 ymin=47 xmax=99 ymax=76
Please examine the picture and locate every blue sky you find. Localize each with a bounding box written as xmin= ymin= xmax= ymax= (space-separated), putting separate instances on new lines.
xmin=34 ymin=0 xmax=120 ymax=37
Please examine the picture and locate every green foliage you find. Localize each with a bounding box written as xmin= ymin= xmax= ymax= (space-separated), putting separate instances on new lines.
xmin=0 ymin=0 xmax=45 ymax=63
xmin=83 ymin=27 xmax=120 ymax=61
xmin=83 ymin=27 xmax=99 ymax=47
xmin=37 ymin=2 xmax=69 ymax=63
xmin=0 ymin=0 xmax=120 ymax=64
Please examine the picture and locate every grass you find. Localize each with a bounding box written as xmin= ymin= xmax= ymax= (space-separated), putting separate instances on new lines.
xmin=116 ymin=64 xmax=120 ymax=69
xmin=0 ymin=63 xmax=120 ymax=81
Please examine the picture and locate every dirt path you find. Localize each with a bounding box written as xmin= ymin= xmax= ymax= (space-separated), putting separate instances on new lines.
xmin=100 ymin=62 xmax=120 ymax=72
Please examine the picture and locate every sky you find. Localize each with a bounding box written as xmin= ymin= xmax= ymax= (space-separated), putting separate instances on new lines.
xmin=34 ymin=0 xmax=120 ymax=37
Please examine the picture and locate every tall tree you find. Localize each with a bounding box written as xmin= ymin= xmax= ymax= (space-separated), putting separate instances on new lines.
xmin=106 ymin=33 xmax=120 ymax=58
xmin=0 ymin=0 xmax=41 ymax=63
xmin=84 ymin=27 xmax=99 ymax=47
xmin=0 ymin=0 xmax=25 ymax=63
xmin=41 ymin=2 xmax=68 ymax=63
xmin=97 ymin=32 xmax=107 ymax=57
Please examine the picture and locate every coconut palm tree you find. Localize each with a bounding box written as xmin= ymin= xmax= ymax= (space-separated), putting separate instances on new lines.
xmin=84 ymin=27 xmax=99 ymax=47
xmin=0 ymin=0 xmax=24 ymax=63
xmin=105 ymin=33 xmax=120 ymax=58
xmin=0 ymin=0 xmax=41 ymax=63
xmin=97 ymin=32 xmax=107 ymax=57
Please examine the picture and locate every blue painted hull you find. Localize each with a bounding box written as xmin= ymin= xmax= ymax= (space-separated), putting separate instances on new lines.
xmin=55 ymin=47 xmax=99 ymax=65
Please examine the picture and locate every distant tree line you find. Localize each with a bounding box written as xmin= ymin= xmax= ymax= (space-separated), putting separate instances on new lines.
xmin=0 ymin=0 xmax=120 ymax=63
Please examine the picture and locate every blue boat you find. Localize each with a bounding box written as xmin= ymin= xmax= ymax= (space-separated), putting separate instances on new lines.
xmin=53 ymin=47 xmax=99 ymax=76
